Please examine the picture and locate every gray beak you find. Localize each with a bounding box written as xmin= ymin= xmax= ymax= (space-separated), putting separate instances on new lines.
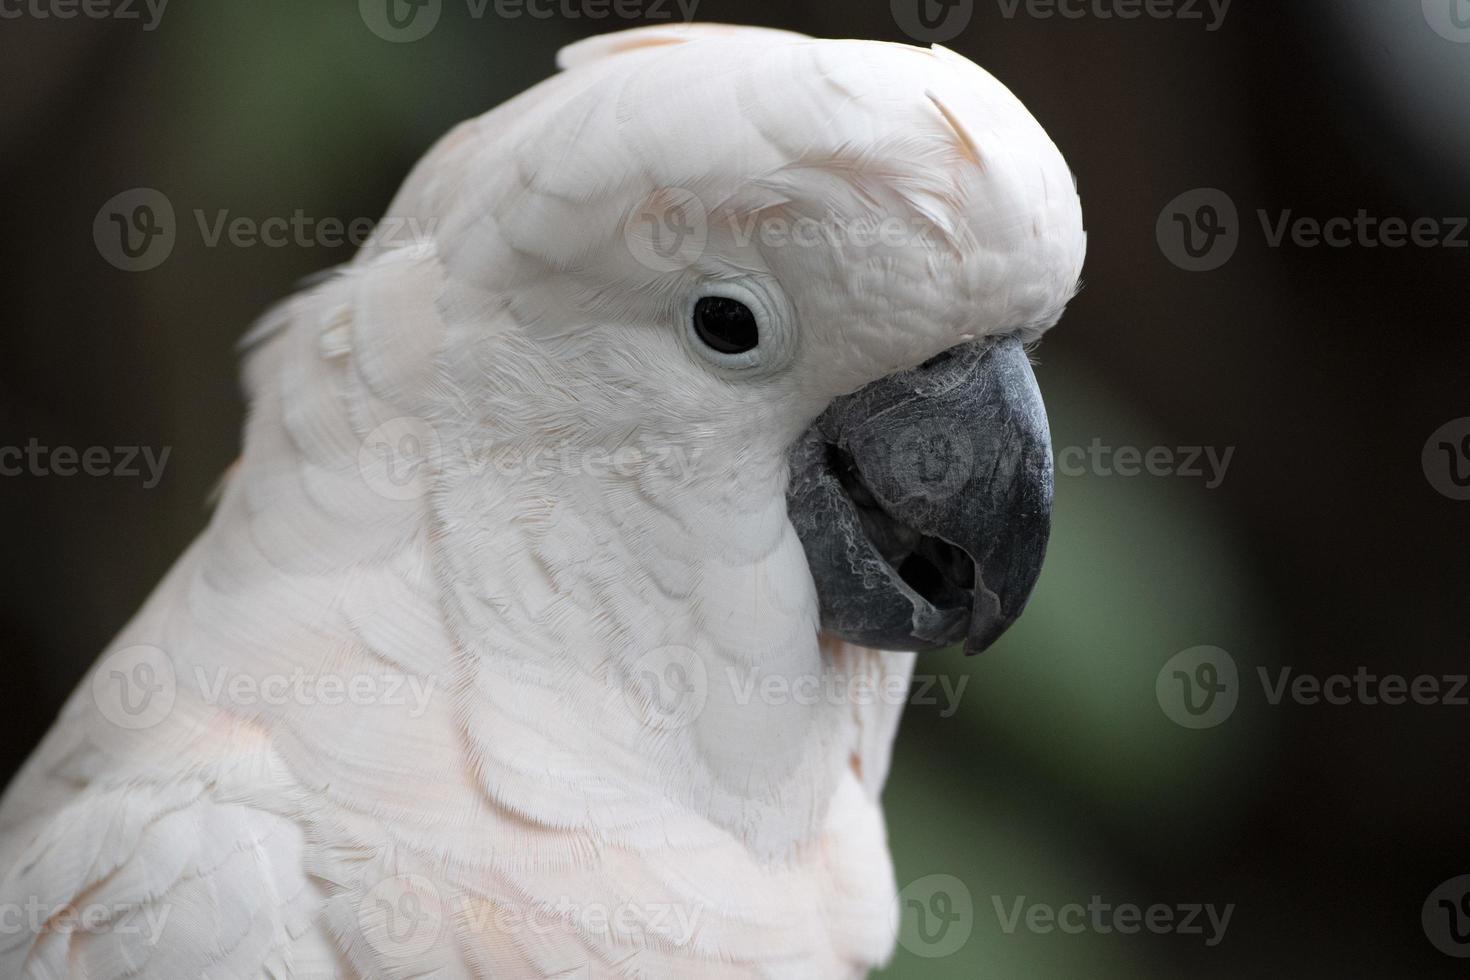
xmin=787 ymin=337 xmax=1053 ymax=656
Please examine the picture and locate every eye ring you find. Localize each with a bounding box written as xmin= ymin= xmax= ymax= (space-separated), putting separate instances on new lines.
xmin=680 ymin=278 xmax=794 ymax=374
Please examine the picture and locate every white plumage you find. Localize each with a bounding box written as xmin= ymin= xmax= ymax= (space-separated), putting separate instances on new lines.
xmin=0 ymin=25 xmax=1083 ymax=978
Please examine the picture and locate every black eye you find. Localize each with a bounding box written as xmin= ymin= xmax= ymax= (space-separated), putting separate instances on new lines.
xmin=692 ymin=296 xmax=759 ymax=355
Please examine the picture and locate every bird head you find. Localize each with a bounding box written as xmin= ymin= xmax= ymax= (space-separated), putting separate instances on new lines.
xmin=368 ymin=25 xmax=1085 ymax=658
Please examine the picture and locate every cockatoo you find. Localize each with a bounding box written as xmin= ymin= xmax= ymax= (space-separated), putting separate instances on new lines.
xmin=0 ymin=23 xmax=1083 ymax=979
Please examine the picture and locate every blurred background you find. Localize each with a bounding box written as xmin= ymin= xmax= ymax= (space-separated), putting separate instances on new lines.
xmin=2 ymin=0 xmax=1468 ymax=976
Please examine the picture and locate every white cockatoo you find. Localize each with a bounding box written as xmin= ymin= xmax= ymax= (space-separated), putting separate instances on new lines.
xmin=0 ymin=24 xmax=1083 ymax=979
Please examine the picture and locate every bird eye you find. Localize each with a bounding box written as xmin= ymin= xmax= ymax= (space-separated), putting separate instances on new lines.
xmin=692 ymin=296 xmax=759 ymax=355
